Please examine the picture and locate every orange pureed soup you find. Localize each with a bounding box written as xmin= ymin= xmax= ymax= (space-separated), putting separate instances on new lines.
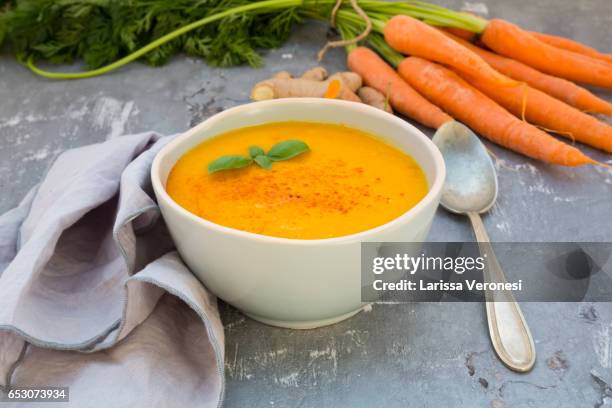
xmin=166 ymin=121 xmax=428 ymax=239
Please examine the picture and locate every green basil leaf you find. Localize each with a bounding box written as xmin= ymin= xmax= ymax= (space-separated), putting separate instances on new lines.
xmin=208 ymin=155 xmax=252 ymax=173
xmin=267 ymin=140 xmax=310 ymax=161
xmin=249 ymin=145 xmax=265 ymax=158
xmin=254 ymin=155 xmax=272 ymax=170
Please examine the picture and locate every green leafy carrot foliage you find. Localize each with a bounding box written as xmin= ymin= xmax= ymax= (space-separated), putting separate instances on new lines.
xmin=0 ymin=0 xmax=302 ymax=69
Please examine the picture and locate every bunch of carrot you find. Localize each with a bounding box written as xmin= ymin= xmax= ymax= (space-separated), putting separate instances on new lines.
xmin=335 ymin=11 xmax=612 ymax=167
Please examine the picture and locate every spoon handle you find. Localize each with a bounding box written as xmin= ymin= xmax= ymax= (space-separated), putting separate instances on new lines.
xmin=467 ymin=211 xmax=536 ymax=372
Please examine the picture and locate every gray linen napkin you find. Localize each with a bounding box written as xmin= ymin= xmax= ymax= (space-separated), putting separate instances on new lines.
xmin=0 ymin=132 xmax=224 ymax=407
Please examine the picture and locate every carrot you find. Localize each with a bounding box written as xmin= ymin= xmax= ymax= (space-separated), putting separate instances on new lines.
xmin=457 ymin=71 xmax=612 ymax=153
xmin=442 ymin=31 xmax=612 ymax=116
xmin=530 ymin=31 xmax=612 ymax=65
xmin=384 ymin=15 xmax=517 ymax=87
xmin=347 ymin=46 xmax=451 ymax=128
xmin=397 ymin=57 xmax=595 ymax=166
xmin=481 ymin=19 xmax=612 ymax=88
xmin=440 ymin=27 xmax=476 ymax=42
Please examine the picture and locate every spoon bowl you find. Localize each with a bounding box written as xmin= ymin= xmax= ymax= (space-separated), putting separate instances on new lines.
xmin=433 ymin=121 xmax=498 ymax=214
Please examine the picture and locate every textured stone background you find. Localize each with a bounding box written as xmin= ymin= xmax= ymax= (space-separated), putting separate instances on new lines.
xmin=1 ymin=1 xmax=612 ymax=407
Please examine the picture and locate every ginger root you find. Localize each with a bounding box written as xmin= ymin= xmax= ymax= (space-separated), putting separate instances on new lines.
xmin=323 ymin=72 xmax=362 ymax=102
xmin=251 ymin=69 xmax=361 ymax=102
xmin=250 ymin=67 xmax=389 ymax=112
xmin=273 ymin=71 xmax=292 ymax=79
xmin=330 ymin=72 xmax=362 ymax=91
xmin=301 ymin=67 xmax=327 ymax=81
xmin=250 ymin=78 xmax=345 ymax=100
xmin=358 ymin=87 xmax=393 ymax=113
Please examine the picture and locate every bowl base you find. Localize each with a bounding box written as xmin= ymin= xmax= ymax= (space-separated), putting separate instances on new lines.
xmin=243 ymin=305 xmax=369 ymax=329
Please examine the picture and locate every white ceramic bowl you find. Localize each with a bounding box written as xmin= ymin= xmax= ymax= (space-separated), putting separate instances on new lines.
xmin=151 ymin=98 xmax=445 ymax=329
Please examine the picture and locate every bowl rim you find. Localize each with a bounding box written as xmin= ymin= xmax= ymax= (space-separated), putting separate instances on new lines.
xmin=151 ymin=98 xmax=446 ymax=246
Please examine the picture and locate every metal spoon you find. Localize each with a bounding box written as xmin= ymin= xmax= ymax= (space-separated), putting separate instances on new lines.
xmin=433 ymin=121 xmax=536 ymax=373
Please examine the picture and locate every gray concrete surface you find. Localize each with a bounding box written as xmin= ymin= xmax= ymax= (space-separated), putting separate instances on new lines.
xmin=1 ymin=1 xmax=612 ymax=407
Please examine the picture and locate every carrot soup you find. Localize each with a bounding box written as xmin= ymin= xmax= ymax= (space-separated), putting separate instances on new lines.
xmin=166 ymin=121 xmax=428 ymax=239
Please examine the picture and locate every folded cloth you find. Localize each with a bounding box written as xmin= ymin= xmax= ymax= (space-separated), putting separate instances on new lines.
xmin=0 ymin=133 xmax=224 ymax=407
